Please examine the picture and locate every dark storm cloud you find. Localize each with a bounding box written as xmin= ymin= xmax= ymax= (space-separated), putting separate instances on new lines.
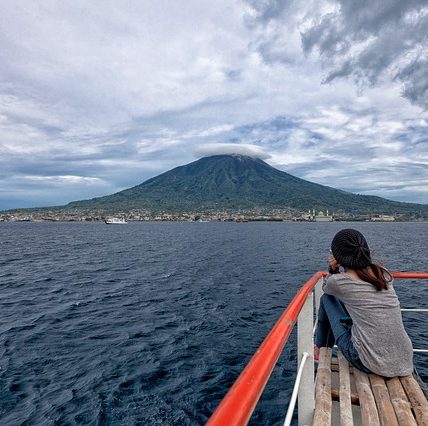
xmin=395 ymin=58 xmax=428 ymax=107
xmin=301 ymin=0 xmax=428 ymax=108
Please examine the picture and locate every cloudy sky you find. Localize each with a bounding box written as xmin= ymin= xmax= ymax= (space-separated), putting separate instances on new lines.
xmin=1 ymin=0 xmax=428 ymax=209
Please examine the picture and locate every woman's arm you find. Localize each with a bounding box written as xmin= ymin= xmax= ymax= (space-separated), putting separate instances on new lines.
xmin=328 ymin=254 xmax=340 ymax=274
xmin=323 ymin=255 xmax=344 ymax=297
xmin=323 ymin=274 xmax=339 ymax=295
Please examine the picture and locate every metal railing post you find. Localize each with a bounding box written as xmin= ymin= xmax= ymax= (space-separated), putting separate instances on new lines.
xmin=297 ymin=290 xmax=315 ymax=426
xmin=314 ymin=276 xmax=323 ymax=330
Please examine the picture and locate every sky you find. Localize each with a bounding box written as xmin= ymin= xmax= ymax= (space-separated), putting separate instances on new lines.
xmin=1 ymin=0 xmax=428 ymax=210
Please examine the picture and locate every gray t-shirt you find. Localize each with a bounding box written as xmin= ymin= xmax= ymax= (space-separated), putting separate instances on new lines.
xmin=323 ymin=273 xmax=413 ymax=377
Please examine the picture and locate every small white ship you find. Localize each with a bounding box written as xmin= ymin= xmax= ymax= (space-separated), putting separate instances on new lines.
xmin=104 ymin=217 xmax=127 ymax=224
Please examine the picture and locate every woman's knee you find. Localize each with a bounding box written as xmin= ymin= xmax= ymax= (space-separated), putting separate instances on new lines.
xmin=320 ymin=293 xmax=339 ymax=307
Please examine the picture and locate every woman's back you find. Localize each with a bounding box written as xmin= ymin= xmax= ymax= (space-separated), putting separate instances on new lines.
xmin=323 ymin=273 xmax=413 ymax=377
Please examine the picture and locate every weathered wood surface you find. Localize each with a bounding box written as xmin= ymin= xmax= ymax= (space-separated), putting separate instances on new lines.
xmin=400 ymin=375 xmax=428 ymax=426
xmin=314 ymin=352 xmax=428 ymax=425
xmin=369 ymin=374 xmax=398 ymax=426
xmin=313 ymin=347 xmax=332 ymax=426
xmin=331 ymin=363 xmax=354 ymax=374
xmin=353 ymin=368 xmax=381 ymax=426
xmin=331 ymin=388 xmax=360 ymax=406
xmin=338 ymin=351 xmax=353 ymax=426
xmin=386 ymin=377 xmax=417 ymax=426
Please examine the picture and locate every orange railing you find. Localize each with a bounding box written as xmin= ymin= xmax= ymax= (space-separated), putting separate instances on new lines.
xmin=207 ymin=271 xmax=428 ymax=426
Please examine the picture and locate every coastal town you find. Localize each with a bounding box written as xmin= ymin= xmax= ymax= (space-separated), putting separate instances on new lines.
xmin=0 ymin=208 xmax=417 ymax=223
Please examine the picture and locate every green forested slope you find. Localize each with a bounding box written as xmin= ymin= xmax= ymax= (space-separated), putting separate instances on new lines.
xmin=64 ymin=154 xmax=428 ymax=216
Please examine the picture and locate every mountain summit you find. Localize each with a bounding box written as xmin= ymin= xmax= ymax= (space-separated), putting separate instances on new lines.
xmin=66 ymin=154 xmax=428 ymax=216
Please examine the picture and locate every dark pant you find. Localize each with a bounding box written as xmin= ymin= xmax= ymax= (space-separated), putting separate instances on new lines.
xmin=315 ymin=294 xmax=371 ymax=373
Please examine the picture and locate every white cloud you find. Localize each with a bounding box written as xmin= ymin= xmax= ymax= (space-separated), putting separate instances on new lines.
xmin=0 ymin=0 xmax=427 ymax=209
xmin=194 ymin=143 xmax=271 ymax=159
xmin=21 ymin=175 xmax=102 ymax=185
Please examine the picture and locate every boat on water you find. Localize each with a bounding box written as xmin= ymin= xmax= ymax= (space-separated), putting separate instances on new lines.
xmin=208 ymin=271 xmax=428 ymax=425
xmin=104 ymin=217 xmax=127 ymax=224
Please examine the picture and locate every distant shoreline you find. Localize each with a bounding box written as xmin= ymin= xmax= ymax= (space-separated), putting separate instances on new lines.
xmin=1 ymin=219 xmax=427 ymax=224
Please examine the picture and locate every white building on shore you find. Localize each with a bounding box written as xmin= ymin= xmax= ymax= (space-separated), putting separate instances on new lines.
xmin=308 ymin=209 xmax=333 ymax=222
xmin=370 ymin=215 xmax=395 ymax=222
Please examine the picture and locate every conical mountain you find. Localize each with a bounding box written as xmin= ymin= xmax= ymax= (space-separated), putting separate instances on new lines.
xmin=66 ymin=154 xmax=428 ymax=216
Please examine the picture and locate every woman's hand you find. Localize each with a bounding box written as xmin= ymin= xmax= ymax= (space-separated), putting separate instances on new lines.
xmin=328 ymin=255 xmax=340 ymax=273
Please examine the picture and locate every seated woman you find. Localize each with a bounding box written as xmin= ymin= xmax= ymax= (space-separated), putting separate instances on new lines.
xmin=315 ymin=228 xmax=413 ymax=377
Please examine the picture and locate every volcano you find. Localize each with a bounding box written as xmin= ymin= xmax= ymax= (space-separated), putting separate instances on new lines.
xmin=62 ymin=154 xmax=427 ymax=217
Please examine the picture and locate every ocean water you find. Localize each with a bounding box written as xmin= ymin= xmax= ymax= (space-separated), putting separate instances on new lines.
xmin=0 ymin=221 xmax=427 ymax=425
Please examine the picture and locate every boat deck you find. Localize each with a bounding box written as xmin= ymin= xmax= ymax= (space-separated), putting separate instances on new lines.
xmin=207 ymin=272 xmax=428 ymax=426
xmin=314 ymin=347 xmax=428 ymax=425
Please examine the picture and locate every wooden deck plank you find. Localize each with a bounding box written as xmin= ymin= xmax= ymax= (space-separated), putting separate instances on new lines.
xmin=386 ymin=377 xmax=417 ymax=426
xmin=338 ymin=352 xmax=353 ymax=426
xmin=331 ymin=388 xmax=360 ymax=406
xmin=313 ymin=347 xmax=332 ymax=426
xmin=369 ymin=374 xmax=398 ymax=426
xmin=354 ymin=368 xmax=381 ymax=426
xmin=400 ymin=375 xmax=428 ymax=426
xmin=315 ymin=351 xmax=428 ymax=426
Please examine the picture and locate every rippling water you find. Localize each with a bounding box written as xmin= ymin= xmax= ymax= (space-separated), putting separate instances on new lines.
xmin=0 ymin=221 xmax=427 ymax=425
